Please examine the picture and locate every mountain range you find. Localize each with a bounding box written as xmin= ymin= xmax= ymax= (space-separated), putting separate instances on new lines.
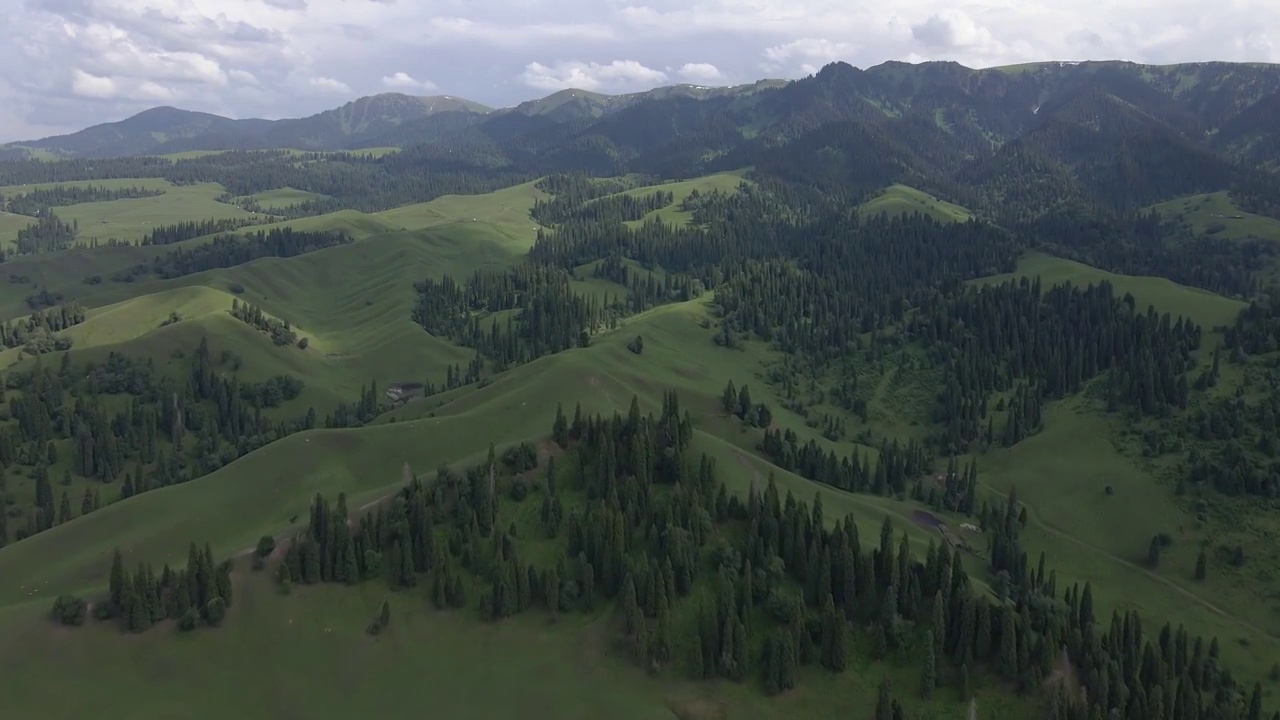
xmin=7 ymin=60 xmax=1278 ymax=166
xmin=5 ymin=60 xmax=1280 ymax=224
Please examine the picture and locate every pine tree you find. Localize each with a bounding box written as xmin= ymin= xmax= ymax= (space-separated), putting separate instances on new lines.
xmin=58 ymin=491 xmax=72 ymax=524
xmin=1195 ymin=550 xmax=1207 ymax=580
xmin=921 ymin=629 xmax=937 ymax=698
xmin=108 ymin=549 xmax=126 ymax=617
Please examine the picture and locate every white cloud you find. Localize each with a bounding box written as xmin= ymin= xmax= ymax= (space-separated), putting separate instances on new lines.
xmin=0 ymin=0 xmax=1278 ymax=141
xmin=229 ymin=69 xmax=261 ymax=85
xmin=676 ymin=62 xmax=722 ymax=82
xmin=70 ymin=69 xmax=118 ymax=98
xmin=763 ymin=38 xmax=857 ymax=71
xmin=308 ymin=76 xmax=352 ymax=94
xmin=522 ymin=60 xmax=668 ymax=91
xmin=382 ymin=72 xmax=438 ymax=91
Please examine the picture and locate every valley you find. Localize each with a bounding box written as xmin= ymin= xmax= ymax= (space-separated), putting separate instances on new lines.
xmin=1 ymin=59 xmax=1280 ymax=720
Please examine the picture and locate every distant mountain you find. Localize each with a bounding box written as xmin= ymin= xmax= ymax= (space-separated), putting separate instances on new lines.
xmin=4 ymin=60 xmax=1279 ymax=220
xmin=5 ymin=93 xmax=495 ymax=158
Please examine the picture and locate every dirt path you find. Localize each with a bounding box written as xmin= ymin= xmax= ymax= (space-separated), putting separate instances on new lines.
xmin=727 ymin=441 xmax=1275 ymax=641
xmin=233 ymin=486 xmax=405 ymax=558
xmin=1008 ymin=489 xmax=1277 ymax=640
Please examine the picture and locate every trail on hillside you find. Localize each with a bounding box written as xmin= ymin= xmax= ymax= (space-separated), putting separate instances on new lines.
xmin=726 ymin=440 xmax=1275 ymax=642
xmin=1005 ymin=488 xmax=1278 ymax=640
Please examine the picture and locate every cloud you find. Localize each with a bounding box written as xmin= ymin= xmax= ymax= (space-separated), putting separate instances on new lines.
xmin=522 ymin=60 xmax=668 ymax=91
xmin=70 ymin=68 xmax=117 ymax=98
xmin=382 ymin=72 xmax=438 ymax=91
xmin=308 ymin=76 xmax=352 ymax=94
xmin=676 ymin=62 xmax=722 ymax=82
xmin=910 ymin=10 xmax=998 ymax=51
xmin=0 ymin=0 xmax=1278 ymax=141
xmin=763 ymin=38 xmax=857 ymax=70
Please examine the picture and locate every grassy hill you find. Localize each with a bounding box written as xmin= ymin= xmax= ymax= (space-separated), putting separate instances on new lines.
xmin=0 ymin=293 xmax=1031 ymax=720
xmin=613 ymin=171 xmax=750 ymax=228
xmin=977 ymin=250 xmax=1246 ymax=330
xmin=0 ymin=210 xmax=35 ymax=248
xmin=1147 ymin=190 xmax=1280 ymax=242
xmin=1 ymin=174 xmax=1278 ymax=719
xmin=858 ymin=185 xmax=973 ymax=223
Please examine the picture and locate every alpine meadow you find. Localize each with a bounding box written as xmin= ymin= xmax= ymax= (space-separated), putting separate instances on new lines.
xmin=4 ymin=59 xmax=1280 ymax=720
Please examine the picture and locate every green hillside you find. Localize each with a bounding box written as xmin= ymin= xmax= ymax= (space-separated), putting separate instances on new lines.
xmin=0 ymin=210 xmax=35 ymax=247
xmin=858 ymin=185 xmax=972 ymax=223
xmin=2 ymin=58 xmax=1279 ymax=720
xmin=1148 ymin=190 xmax=1280 ymax=242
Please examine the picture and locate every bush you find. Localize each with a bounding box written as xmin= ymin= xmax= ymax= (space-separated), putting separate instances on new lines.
xmin=50 ymin=595 xmax=87 ymax=626
xmin=627 ymin=335 xmax=644 ymax=355
xmin=203 ymin=597 xmax=227 ymax=626
xmin=509 ymin=476 xmax=530 ymax=502
xmin=178 ymin=609 xmax=198 ymax=632
xmin=255 ymin=535 xmax=276 ymax=558
xmin=228 ymin=282 xmax=245 ymax=294
xmin=297 ymin=337 xmax=309 ymax=350
xmin=764 ymin=590 xmax=801 ymax=623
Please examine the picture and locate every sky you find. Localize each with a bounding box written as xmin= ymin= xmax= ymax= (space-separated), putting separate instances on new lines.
xmin=0 ymin=0 xmax=1277 ymax=142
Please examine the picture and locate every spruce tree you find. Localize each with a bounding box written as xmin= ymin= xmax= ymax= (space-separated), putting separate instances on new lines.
xmin=1195 ymin=550 xmax=1207 ymax=580
xmin=921 ymin=629 xmax=937 ymax=698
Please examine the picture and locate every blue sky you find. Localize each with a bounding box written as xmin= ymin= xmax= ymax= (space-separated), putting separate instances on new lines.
xmin=1 ymin=0 xmax=1276 ymax=141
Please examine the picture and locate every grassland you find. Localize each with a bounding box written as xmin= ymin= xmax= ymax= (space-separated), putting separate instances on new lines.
xmin=858 ymin=184 xmax=973 ymax=223
xmin=0 ymin=210 xmax=35 ymax=247
xmin=0 ymin=178 xmax=257 ymax=245
xmin=2 ymin=177 xmax=1279 ymax=717
xmin=1147 ymin=190 xmax=1280 ymax=243
xmin=0 ymin=292 xmax=1029 ymax=720
xmin=611 ymin=170 xmax=749 ymax=228
xmin=245 ymin=187 xmax=330 ymax=209
xmin=978 ymin=250 xmax=1246 ymax=330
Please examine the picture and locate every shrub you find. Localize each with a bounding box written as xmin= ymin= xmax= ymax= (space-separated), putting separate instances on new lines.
xmin=297 ymin=337 xmax=309 ymax=350
xmin=509 ymin=477 xmax=530 ymax=502
xmin=50 ymin=595 xmax=87 ymax=626
xmin=255 ymin=535 xmax=276 ymax=558
xmin=228 ymin=282 xmax=245 ymax=294
xmin=627 ymin=335 xmax=644 ymax=355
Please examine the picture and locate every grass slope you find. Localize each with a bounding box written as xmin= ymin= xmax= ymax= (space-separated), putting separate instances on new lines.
xmin=375 ymin=180 xmax=548 ymax=252
xmin=0 ymin=294 xmax=1029 ymax=720
xmin=0 ymin=178 xmax=255 ymax=245
xmin=1147 ymin=190 xmax=1280 ymax=242
xmin=978 ymin=250 xmax=1246 ymax=330
xmin=859 ymin=184 xmax=973 ymax=223
xmin=245 ymin=187 xmax=330 ymax=209
xmin=614 ymin=171 xmax=750 ymax=228
xmin=57 ymin=182 xmax=254 ymax=244
xmin=0 ymin=210 xmax=35 ymax=248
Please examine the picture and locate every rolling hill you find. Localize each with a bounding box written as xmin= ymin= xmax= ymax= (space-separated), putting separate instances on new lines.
xmin=2 ymin=58 xmax=1280 ymax=720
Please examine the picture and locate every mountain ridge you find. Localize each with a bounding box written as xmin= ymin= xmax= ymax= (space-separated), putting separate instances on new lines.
xmin=8 ymin=59 xmax=1277 ymax=163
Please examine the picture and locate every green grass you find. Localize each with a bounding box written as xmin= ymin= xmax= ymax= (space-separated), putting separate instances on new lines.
xmin=972 ymin=397 xmax=1280 ymax=676
xmin=858 ymin=184 xmax=973 ymax=223
xmin=375 ymin=180 xmax=548 ymax=252
xmin=58 ymin=182 xmax=254 ymax=244
xmin=978 ymin=250 xmax=1246 ymax=330
xmin=2 ymin=181 xmax=1276 ymax=717
xmin=1147 ymin=190 xmax=1280 ymax=243
xmin=245 ymin=187 xmax=330 ymax=209
xmin=0 ymin=178 xmax=256 ymax=245
xmin=155 ymin=147 xmax=401 ymax=161
xmin=610 ymin=171 xmax=750 ymax=228
xmin=0 ymin=210 xmax=35 ymax=248
xmin=0 ymin=291 xmax=1029 ymax=720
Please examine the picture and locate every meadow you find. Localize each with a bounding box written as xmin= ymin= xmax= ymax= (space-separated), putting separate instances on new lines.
xmin=1148 ymin=190 xmax=1280 ymax=243
xmin=1 ymin=174 xmax=1279 ymax=717
xmin=857 ymin=184 xmax=973 ymax=223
